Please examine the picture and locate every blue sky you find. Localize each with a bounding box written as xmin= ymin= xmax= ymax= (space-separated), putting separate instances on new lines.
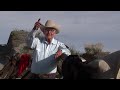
xmin=0 ymin=11 xmax=120 ymax=53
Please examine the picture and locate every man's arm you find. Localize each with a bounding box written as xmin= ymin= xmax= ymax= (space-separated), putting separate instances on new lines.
xmin=59 ymin=43 xmax=71 ymax=56
xmin=26 ymin=20 xmax=42 ymax=49
xmin=55 ymin=43 xmax=71 ymax=59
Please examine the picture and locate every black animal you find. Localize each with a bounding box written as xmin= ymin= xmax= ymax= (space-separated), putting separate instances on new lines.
xmin=62 ymin=55 xmax=98 ymax=80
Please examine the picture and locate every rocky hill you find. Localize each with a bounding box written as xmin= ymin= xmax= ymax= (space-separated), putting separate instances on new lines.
xmin=7 ymin=30 xmax=30 ymax=55
xmin=0 ymin=30 xmax=33 ymax=65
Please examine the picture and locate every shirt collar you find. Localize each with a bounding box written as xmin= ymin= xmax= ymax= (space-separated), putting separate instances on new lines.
xmin=44 ymin=38 xmax=57 ymax=45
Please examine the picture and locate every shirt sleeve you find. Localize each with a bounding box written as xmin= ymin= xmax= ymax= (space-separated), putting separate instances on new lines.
xmin=26 ymin=29 xmax=39 ymax=49
xmin=59 ymin=42 xmax=71 ymax=56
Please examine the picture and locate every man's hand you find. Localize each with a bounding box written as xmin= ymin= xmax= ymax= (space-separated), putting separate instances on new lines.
xmin=55 ymin=50 xmax=62 ymax=59
xmin=33 ymin=19 xmax=41 ymax=30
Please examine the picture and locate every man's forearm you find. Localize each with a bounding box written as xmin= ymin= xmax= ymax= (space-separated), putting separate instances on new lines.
xmin=26 ymin=29 xmax=38 ymax=49
xmin=61 ymin=49 xmax=71 ymax=56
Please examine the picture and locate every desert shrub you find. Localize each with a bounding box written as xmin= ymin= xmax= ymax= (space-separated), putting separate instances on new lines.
xmin=84 ymin=42 xmax=104 ymax=55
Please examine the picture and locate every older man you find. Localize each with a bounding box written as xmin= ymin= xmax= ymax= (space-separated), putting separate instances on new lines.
xmin=27 ymin=19 xmax=71 ymax=79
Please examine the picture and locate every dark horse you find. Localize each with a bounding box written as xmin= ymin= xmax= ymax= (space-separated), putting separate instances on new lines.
xmin=62 ymin=50 xmax=120 ymax=79
xmin=62 ymin=55 xmax=98 ymax=80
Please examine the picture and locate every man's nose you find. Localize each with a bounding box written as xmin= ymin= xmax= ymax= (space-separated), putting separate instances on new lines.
xmin=48 ymin=30 xmax=51 ymax=33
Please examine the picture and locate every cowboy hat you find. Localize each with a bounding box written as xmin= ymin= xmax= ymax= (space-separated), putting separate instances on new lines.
xmin=40 ymin=20 xmax=60 ymax=34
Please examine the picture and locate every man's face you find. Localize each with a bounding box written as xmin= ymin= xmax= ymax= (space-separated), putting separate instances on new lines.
xmin=44 ymin=28 xmax=56 ymax=40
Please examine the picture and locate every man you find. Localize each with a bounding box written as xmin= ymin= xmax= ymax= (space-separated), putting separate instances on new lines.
xmin=27 ymin=19 xmax=71 ymax=79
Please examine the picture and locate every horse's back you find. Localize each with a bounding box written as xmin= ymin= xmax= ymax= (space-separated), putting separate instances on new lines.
xmin=88 ymin=50 xmax=120 ymax=79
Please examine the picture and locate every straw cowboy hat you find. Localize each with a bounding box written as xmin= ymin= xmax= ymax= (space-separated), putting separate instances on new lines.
xmin=40 ymin=20 xmax=60 ymax=34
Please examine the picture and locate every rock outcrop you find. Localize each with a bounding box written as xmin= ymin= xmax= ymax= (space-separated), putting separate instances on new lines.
xmin=6 ymin=30 xmax=30 ymax=55
xmin=0 ymin=30 xmax=32 ymax=66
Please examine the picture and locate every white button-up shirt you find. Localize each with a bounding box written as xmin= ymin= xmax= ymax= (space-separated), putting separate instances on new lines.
xmin=27 ymin=30 xmax=71 ymax=74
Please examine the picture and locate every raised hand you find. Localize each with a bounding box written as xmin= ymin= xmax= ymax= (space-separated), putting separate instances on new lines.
xmin=33 ymin=18 xmax=41 ymax=30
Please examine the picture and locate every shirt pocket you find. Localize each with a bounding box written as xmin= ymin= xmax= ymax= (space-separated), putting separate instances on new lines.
xmin=49 ymin=48 xmax=58 ymax=55
xmin=35 ymin=47 xmax=44 ymax=60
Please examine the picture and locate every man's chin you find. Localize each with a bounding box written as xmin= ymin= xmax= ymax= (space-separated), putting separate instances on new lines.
xmin=47 ymin=36 xmax=53 ymax=38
